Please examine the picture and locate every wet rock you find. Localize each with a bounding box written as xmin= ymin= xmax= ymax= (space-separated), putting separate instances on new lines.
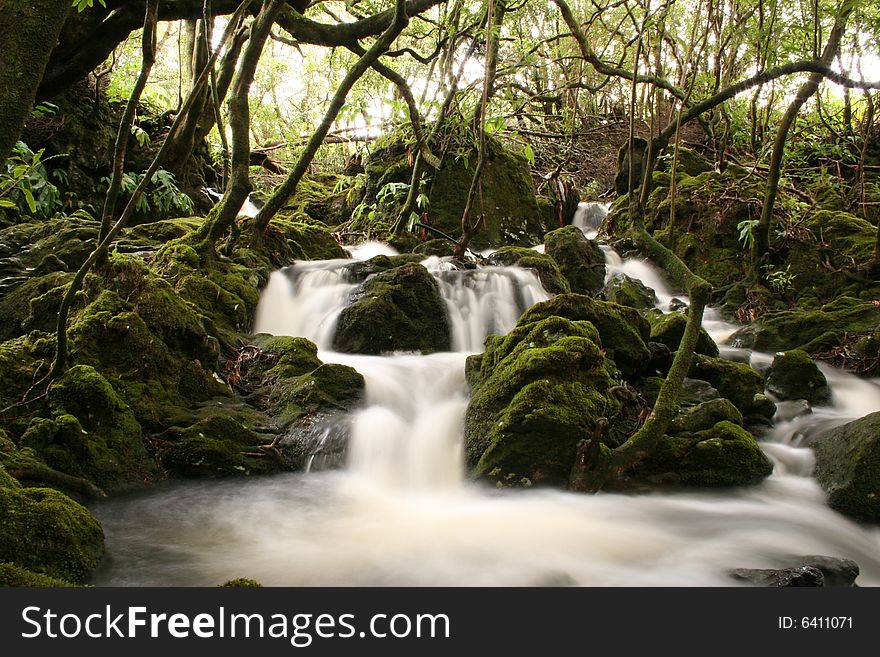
xmin=765 ymin=350 xmax=832 ymax=406
xmin=812 ymin=411 xmax=880 ymax=521
xmin=334 ymin=262 xmax=450 ymax=354
xmin=464 ymin=314 xmax=622 ymax=486
xmin=647 ymin=341 xmax=673 ymax=376
xmin=487 ymin=246 xmax=570 ymax=295
xmin=773 ymin=399 xmax=813 ymax=423
xmin=626 ymin=421 xmax=773 ymax=487
xmin=730 ymin=555 xmax=860 ymax=587
xmin=689 ymin=355 xmax=776 ymax=420
xmin=517 ymin=294 xmax=651 ymax=379
xmin=603 ymin=274 xmax=657 ymax=309
xmin=669 ymin=398 xmax=743 ymax=435
xmin=544 ymin=225 xmax=605 ymax=295
xmin=679 ymin=378 xmax=721 ymax=406
xmin=0 ymin=471 xmax=104 ymax=583
xmin=645 ymin=310 xmax=720 ymax=357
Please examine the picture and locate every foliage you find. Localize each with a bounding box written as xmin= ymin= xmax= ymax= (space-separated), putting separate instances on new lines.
xmin=0 ymin=142 xmax=62 ymax=218
xmin=99 ymin=169 xmax=194 ymax=215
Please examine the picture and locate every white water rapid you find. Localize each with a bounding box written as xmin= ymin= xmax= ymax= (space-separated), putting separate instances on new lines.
xmin=90 ymin=204 xmax=880 ymax=587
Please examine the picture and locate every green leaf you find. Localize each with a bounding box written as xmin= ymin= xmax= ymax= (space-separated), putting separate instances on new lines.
xmin=0 ymin=199 xmax=17 ymax=209
xmin=522 ymin=144 xmax=535 ymax=166
xmin=22 ymin=187 xmax=37 ymax=214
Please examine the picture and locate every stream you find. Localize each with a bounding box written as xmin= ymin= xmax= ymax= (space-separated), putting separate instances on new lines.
xmin=90 ymin=204 xmax=880 ymax=587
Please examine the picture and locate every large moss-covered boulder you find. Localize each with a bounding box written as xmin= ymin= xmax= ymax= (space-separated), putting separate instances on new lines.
xmin=669 ymin=398 xmax=743 ymax=435
xmin=19 ymin=365 xmax=153 ymax=489
xmin=765 ymin=350 xmax=832 ymax=406
xmin=750 ymin=297 xmax=880 ymax=354
xmin=812 ymin=412 xmax=880 ymax=521
xmin=333 ymin=263 xmax=450 ymax=354
xmin=645 ymin=310 xmax=719 ymax=357
xmin=465 ymin=315 xmax=621 ymax=486
xmin=544 ymin=225 xmax=605 ymax=294
xmin=516 ymin=294 xmax=651 ymax=379
xmin=487 ymin=246 xmax=569 ymax=295
xmin=626 ymin=421 xmax=774 ymax=487
xmin=603 ymin=274 xmax=657 ymax=309
xmin=365 ymin=130 xmax=550 ymax=248
xmin=0 ymin=470 xmax=104 ymax=582
xmin=689 ymin=355 xmax=776 ymax=420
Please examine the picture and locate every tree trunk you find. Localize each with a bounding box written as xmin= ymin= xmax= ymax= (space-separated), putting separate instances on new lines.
xmin=0 ymin=0 xmax=70 ymax=163
xmin=751 ymin=2 xmax=853 ymax=277
xmin=252 ymin=0 xmax=410 ymax=236
xmin=100 ymin=0 xmax=160 ymax=245
xmin=199 ymin=0 xmax=282 ymax=247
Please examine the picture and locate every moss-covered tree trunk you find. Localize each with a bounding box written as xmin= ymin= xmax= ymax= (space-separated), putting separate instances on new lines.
xmin=0 ymin=0 xmax=71 ymax=163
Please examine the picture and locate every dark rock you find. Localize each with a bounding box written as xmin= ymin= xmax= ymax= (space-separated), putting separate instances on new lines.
xmin=680 ymin=378 xmax=721 ymax=406
xmin=812 ymin=411 xmax=880 ymax=521
xmin=689 ymin=354 xmax=776 ymax=419
xmin=604 ymin=274 xmax=657 ymax=309
xmin=544 ymin=225 xmax=605 ymax=295
xmin=669 ymin=398 xmax=743 ymax=435
xmin=647 ymin=341 xmax=673 ymax=376
xmin=334 ymin=263 xmax=451 ymax=354
xmin=487 ymin=247 xmax=570 ymax=295
xmin=730 ymin=555 xmax=860 ymax=587
xmin=765 ymin=349 xmax=832 ymax=406
xmin=645 ymin=310 xmax=720 ymax=357
xmin=626 ymin=421 xmax=773 ymax=487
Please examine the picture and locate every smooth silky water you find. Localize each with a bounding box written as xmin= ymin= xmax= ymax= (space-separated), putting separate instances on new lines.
xmin=90 ymin=204 xmax=880 ymax=587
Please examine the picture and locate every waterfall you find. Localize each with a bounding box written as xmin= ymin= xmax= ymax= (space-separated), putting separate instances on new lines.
xmin=91 ymin=233 xmax=880 ymax=587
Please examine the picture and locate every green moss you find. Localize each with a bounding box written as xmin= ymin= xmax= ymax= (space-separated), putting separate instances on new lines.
xmin=0 ymin=562 xmax=74 ymax=587
xmin=0 ymin=485 xmax=104 ymax=582
xmin=516 ymin=294 xmax=650 ymax=379
xmin=544 ymin=225 xmax=605 ymax=294
xmin=465 ymin=314 xmax=621 ymax=486
xmin=488 ymin=246 xmax=570 ymax=295
xmin=645 ymin=310 xmax=719 ymax=357
xmin=0 ymin=272 xmax=72 ymax=340
xmin=413 ymin=239 xmax=455 ymax=257
xmin=765 ymin=350 xmax=831 ymax=406
xmin=219 ymin=577 xmax=263 ymax=587
xmin=365 ymin=130 xmax=549 ymax=248
xmin=689 ymin=355 xmax=775 ymax=419
xmin=813 ymin=411 xmax=880 ymax=521
xmin=603 ymin=274 xmax=657 ymax=309
xmin=669 ymin=398 xmax=743 ymax=435
xmin=333 ymin=263 xmax=450 ymax=354
xmin=753 ymin=297 xmax=880 ymax=354
xmin=628 ymin=421 xmax=773 ymax=487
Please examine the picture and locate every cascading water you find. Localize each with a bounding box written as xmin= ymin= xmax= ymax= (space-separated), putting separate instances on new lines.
xmin=90 ymin=208 xmax=880 ymax=587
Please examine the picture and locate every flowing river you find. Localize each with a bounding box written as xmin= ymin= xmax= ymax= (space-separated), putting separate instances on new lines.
xmin=90 ymin=204 xmax=880 ymax=587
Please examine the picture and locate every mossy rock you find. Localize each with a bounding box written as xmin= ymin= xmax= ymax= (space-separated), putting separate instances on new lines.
xmin=627 ymin=421 xmax=773 ymax=487
xmin=342 ymin=253 xmax=425 ymax=283
xmin=669 ymin=398 xmax=743 ymax=435
xmin=276 ymin=172 xmax=352 ymax=225
xmin=765 ymin=350 xmax=832 ymax=406
xmin=516 ymin=294 xmax=651 ymax=379
xmin=487 ymin=246 xmax=570 ymax=295
xmin=0 ymin=271 xmax=72 ymax=341
xmin=0 ymin=562 xmax=74 ymax=587
xmin=544 ymin=225 xmax=605 ymax=295
xmin=812 ymin=411 xmax=880 ymax=521
xmin=603 ymin=274 xmax=657 ymax=309
xmin=465 ymin=315 xmax=621 ymax=486
xmin=219 ymin=577 xmax=263 ymax=587
xmin=645 ymin=310 xmax=719 ymax=357
xmin=752 ymin=297 xmax=880 ymax=354
xmin=0 ymin=480 xmax=104 ymax=583
xmin=689 ymin=355 xmax=775 ymax=419
xmin=17 ymin=365 xmax=154 ymax=489
xmin=413 ymin=239 xmax=455 ymax=257
xmin=333 ymin=263 xmax=450 ymax=354
xmin=660 ymin=147 xmax=714 ymax=177
xmin=365 ymin=130 xmax=549 ymax=248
